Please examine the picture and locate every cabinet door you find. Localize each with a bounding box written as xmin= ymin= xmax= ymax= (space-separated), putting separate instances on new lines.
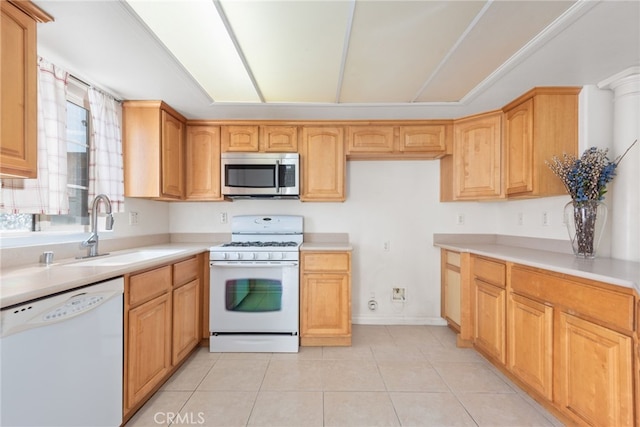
xmin=557 ymin=312 xmax=633 ymax=426
xmin=347 ymin=125 xmax=394 ymax=153
xmin=300 ymin=273 xmax=350 ymax=342
xmin=453 ymin=111 xmax=502 ymax=199
xmin=1 ymin=2 xmax=37 ymax=178
xmin=300 ymin=127 xmax=345 ymax=201
xmin=185 ymin=125 xmax=222 ymax=200
xmin=474 ymin=280 xmax=505 ymax=364
xmin=260 ymin=125 xmax=298 ymax=152
xmin=126 ymin=293 xmax=172 ymax=411
xmin=161 ymin=111 xmax=184 ymax=199
xmin=399 ymin=125 xmax=447 ymax=153
xmin=172 ymin=279 xmax=200 ymax=365
xmin=222 ymin=125 xmax=259 ymax=152
xmin=504 ymin=99 xmax=533 ymax=195
xmin=507 ymin=293 xmax=553 ymax=400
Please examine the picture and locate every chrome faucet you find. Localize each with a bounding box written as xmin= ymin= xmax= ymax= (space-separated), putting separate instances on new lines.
xmin=80 ymin=194 xmax=114 ymax=258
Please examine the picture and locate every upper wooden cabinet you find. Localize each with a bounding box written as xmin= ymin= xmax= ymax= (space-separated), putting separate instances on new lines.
xmin=260 ymin=125 xmax=298 ymax=152
xmin=443 ymin=111 xmax=503 ymax=201
xmin=123 ymin=101 xmax=186 ymax=200
xmin=221 ymin=125 xmax=259 ymax=152
xmin=222 ymin=124 xmax=298 ymax=152
xmin=300 ymin=126 xmax=346 ymax=202
xmin=0 ymin=1 xmax=52 ymax=178
xmin=185 ymin=125 xmax=223 ymax=201
xmin=441 ymin=87 xmax=580 ymax=201
xmin=502 ymin=87 xmax=580 ymax=197
xmin=346 ymin=122 xmax=451 ymax=159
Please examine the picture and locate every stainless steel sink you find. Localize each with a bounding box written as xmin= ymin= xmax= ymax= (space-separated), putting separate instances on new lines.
xmin=65 ymin=249 xmax=186 ymax=267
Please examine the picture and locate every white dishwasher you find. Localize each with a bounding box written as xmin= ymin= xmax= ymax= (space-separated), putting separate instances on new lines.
xmin=0 ymin=277 xmax=124 ymax=427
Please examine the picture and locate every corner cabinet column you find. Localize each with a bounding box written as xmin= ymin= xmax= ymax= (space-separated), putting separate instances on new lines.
xmin=599 ymin=68 xmax=640 ymax=262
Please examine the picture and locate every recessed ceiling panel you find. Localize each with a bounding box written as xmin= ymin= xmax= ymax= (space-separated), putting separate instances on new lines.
xmin=221 ymin=0 xmax=353 ymax=103
xmin=340 ymin=1 xmax=486 ymax=103
xmin=416 ymin=1 xmax=576 ymax=102
xmin=126 ymin=0 xmax=260 ymax=102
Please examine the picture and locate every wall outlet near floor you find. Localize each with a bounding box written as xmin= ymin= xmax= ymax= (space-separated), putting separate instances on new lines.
xmin=128 ymin=211 xmax=139 ymax=226
xmin=392 ymin=287 xmax=406 ymax=302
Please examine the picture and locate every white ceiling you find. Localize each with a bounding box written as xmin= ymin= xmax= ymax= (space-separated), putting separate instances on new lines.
xmin=33 ymin=0 xmax=640 ymax=120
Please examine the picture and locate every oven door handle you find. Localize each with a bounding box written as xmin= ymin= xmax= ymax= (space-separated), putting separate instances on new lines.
xmin=275 ymin=160 xmax=280 ymax=192
xmin=210 ymin=261 xmax=298 ymax=267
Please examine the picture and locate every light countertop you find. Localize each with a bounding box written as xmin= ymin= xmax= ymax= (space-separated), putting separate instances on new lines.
xmin=301 ymin=242 xmax=353 ymax=251
xmin=434 ymin=236 xmax=639 ymax=293
xmin=1 ymin=243 xmax=210 ymax=309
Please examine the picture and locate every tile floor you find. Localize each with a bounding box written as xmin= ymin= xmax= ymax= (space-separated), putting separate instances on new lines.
xmin=125 ymin=325 xmax=564 ymax=427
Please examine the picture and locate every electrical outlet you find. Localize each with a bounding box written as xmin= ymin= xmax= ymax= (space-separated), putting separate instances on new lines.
xmin=383 ymin=241 xmax=390 ymax=251
xmin=517 ymin=212 xmax=524 ymax=226
xmin=128 ymin=211 xmax=139 ymax=226
xmin=456 ymin=213 xmax=465 ymax=225
xmin=220 ymin=212 xmax=228 ymax=224
xmin=542 ymin=211 xmax=550 ymax=226
xmin=392 ymin=287 xmax=406 ymax=301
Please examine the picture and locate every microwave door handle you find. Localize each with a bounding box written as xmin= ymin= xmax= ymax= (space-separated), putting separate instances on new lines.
xmin=275 ymin=160 xmax=280 ymax=192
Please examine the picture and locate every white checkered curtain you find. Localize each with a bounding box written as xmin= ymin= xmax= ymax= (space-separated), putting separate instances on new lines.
xmin=87 ymin=88 xmax=125 ymax=212
xmin=1 ymin=58 xmax=69 ymax=214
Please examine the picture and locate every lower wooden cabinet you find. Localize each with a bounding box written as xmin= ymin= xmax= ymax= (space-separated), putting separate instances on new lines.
xmin=506 ymin=264 xmax=636 ymax=426
xmin=124 ymin=254 xmax=204 ymax=422
xmin=557 ymin=312 xmax=634 ymax=426
xmin=474 ymin=280 xmax=505 ymax=364
xmin=472 ymin=256 xmax=506 ymax=365
xmin=507 ymin=292 xmax=553 ymax=400
xmin=172 ymin=256 xmax=201 ymax=364
xmin=300 ymin=251 xmax=351 ymax=346
xmin=125 ymin=266 xmax=173 ymax=413
xmin=442 ymin=250 xmax=462 ymax=329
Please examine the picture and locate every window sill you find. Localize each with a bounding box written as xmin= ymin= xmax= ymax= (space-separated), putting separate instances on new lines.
xmin=0 ymin=230 xmax=114 ymax=249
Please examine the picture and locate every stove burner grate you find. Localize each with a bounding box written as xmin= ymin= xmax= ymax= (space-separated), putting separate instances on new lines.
xmin=221 ymin=241 xmax=299 ymax=248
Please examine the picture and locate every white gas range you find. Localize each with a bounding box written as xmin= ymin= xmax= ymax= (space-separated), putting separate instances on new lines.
xmin=208 ymin=215 xmax=303 ymax=353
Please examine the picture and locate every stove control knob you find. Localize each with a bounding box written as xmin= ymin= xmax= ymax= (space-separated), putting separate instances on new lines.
xmin=223 ymin=253 xmax=229 ymax=260
xmin=235 ymin=252 xmax=242 ymax=260
xmin=279 ymin=252 xmax=286 ymax=259
xmin=267 ymin=253 xmax=273 ymax=260
xmin=251 ymin=253 xmax=257 ymax=260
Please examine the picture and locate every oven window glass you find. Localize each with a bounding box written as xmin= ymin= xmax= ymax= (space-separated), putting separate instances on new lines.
xmin=225 ymin=279 xmax=282 ymax=312
xmin=226 ymin=165 xmax=275 ymax=188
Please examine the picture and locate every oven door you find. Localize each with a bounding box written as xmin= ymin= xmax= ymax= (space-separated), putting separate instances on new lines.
xmin=210 ymin=261 xmax=299 ymax=334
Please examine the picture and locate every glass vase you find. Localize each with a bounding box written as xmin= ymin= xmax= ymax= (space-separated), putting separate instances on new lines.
xmin=564 ymin=200 xmax=608 ymax=259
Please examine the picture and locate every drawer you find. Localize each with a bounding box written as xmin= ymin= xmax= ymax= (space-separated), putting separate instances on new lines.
xmin=302 ymin=252 xmax=350 ymax=272
xmin=128 ymin=265 xmax=172 ymax=307
xmin=446 ymin=251 xmax=461 ymax=268
xmin=511 ymin=266 xmax=635 ymax=333
xmin=173 ymin=256 xmax=199 ymax=287
xmin=473 ymin=256 xmax=505 ymax=288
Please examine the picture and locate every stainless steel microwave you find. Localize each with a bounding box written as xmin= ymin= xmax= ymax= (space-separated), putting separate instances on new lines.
xmin=221 ymin=152 xmax=300 ymax=198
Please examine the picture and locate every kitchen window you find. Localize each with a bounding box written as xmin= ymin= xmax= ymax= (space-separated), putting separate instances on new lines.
xmin=0 ymin=78 xmax=91 ymax=233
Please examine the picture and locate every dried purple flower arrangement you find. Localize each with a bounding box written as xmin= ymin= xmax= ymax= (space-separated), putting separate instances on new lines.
xmin=546 ymin=140 xmax=637 ymax=202
xmin=546 ymin=140 xmax=637 ymax=258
